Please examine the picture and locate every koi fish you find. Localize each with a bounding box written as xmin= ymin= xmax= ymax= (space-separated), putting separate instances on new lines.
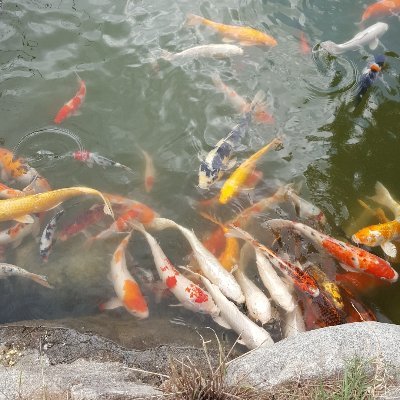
xmin=39 ymin=209 xmax=65 ymax=262
xmin=219 ymin=137 xmax=281 ymax=204
xmin=100 ymin=233 xmax=149 ymax=319
xmin=284 ymin=185 xmax=326 ymax=224
xmin=211 ymin=73 xmax=274 ymax=124
xmin=199 ymin=212 xmax=239 ymax=271
xmin=235 ymin=243 xmax=272 ymax=325
xmin=198 ymin=91 xmax=266 ymax=189
xmin=361 ymin=0 xmax=400 ymax=21
xmin=339 ymin=285 xmax=377 ymax=323
xmin=132 ymin=223 xmax=219 ymax=316
xmin=320 ymin=22 xmax=388 ymax=55
xmin=335 ymin=271 xmax=387 ymax=293
xmin=354 ymin=55 xmax=385 ymax=104
xmin=0 ymin=263 xmax=53 ymax=288
xmin=147 ymin=217 xmax=245 ymax=304
xmin=299 ymin=32 xmax=311 ymax=55
xmin=138 ymin=148 xmax=155 ymax=193
xmin=368 ymin=181 xmax=400 ymax=218
xmin=226 ymin=225 xmax=320 ymax=297
xmin=265 ymin=219 xmax=398 ymax=282
xmin=201 ymin=275 xmax=274 ymax=349
xmin=0 ymin=217 xmax=40 ymax=248
xmin=0 ymin=186 xmax=113 ymax=224
xmin=58 ymin=204 xmax=105 ymax=241
xmin=54 ymin=73 xmax=86 ymax=124
xmin=230 ymin=185 xmax=288 ymax=228
xmin=87 ymin=203 xmax=156 ymax=243
xmin=160 ymin=44 xmax=243 ymax=62
xmin=186 ymin=14 xmax=277 ymax=47
xmin=0 ymin=182 xmax=34 ymax=199
xmin=67 ymin=151 xmax=134 ymax=174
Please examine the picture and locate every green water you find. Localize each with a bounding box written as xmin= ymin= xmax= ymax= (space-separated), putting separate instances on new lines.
xmin=0 ymin=0 xmax=399 ymax=346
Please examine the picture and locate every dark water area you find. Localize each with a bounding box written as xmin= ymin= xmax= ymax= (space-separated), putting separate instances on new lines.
xmin=0 ymin=0 xmax=399 ymax=349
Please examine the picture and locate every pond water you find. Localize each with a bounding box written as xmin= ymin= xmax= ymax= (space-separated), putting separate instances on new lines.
xmin=0 ymin=0 xmax=399 ymax=349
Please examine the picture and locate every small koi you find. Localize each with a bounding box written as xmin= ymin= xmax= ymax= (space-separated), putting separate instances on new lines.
xmin=54 ymin=73 xmax=86 ymax=124
xmin=39 ymin=209 xmax=65 ymax=262
xmin=0 ymin=263 xmax=53 ymax=288
xmin=299 ymin=32 xmax=311 ymax=55
xmin=138 ymin=147 xmax=155 ymax=193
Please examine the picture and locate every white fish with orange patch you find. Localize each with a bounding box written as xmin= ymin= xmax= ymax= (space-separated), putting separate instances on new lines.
xmin=138 ymin=147 xmax=155 ymax=193
xmin=101 ymin=233 xmax=149 ymax=319
xmin=0 ymin=216 xmax=40 ymax=248
xmin=132 ymin=222 xmax=219 ymax=316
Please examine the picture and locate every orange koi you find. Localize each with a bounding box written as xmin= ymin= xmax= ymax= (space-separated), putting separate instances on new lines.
xmin=361 ymin=0 xmax=400 ymax=21
xmin=186 ymin=14 xmax=277 ymax=47
xmin=335 ymin=271 xmax=388 ymax=293
xmin=219 ymin=138 xmax=281 ymax=204
xmin=266 ymin=219 xmax=398 ymax=282
xmin=54 ymin=74 xmax=86 ymax=124
xmin=299 ymin=32 xmax=311 ymax=54
xmin=100 ymin=233 xmax=149 ymax=318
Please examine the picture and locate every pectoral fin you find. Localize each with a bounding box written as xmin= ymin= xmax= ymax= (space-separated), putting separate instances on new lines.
xmin=369 ymin=38 xmax=379 ymax=50
xmin=100 ymin=297 xmax=123 ymax=311
xmin=381 ymin=241 xmax=397 ymax=258
xmin=213 ymin=315 xmax=232 ymax=330
xmin=13 ymin=215 xmax=34 ymax=224
xmin=339 ymin=262 xmax=359 ymax=273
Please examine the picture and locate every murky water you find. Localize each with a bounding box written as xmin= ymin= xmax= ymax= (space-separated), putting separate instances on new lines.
xmin=0 ymin=0 xmax=399 ymax=349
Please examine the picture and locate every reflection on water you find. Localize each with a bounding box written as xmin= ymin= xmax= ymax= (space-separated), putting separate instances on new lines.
xmin=0 ymin=0 xmax=400 ymax=349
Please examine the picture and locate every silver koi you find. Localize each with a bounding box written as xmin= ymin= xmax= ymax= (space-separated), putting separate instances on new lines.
xmin=0 ymin=263 xmax=53 ymax=288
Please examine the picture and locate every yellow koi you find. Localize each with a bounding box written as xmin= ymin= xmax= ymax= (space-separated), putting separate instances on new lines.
xmin=219 ymin=137 xmax=281 ymax=204
xmin=0 ymin=187 xmax=114 ymax=223
xmin=186 ymin=14 xmax=277 ymax=47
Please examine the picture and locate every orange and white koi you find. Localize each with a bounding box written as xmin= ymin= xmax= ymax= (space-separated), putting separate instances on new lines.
xmin=132 ymin=222 xmax=219 ymax=316
xmin=211 ymin=73 xmax=274 ymax=124
xmin=138 ymin=148 xmax=156 ymax=193
xmin=0 ymin=216 xmax=39 ymax=248
xmin=0 ymin=186 xmax=113 ymax=224
xmin=88 ymin=203 xmax=156 ymax=243
xmin=200 ymin=275 xmax=274 ymax=349
xmin=361 ymin=0 xmax=400 ymax=21
xmin=226 ymin=225 xmax=320 ymax=297
xmin=40 ymin=210 xmax=65 ymax=262
xmin=0 ymin=263 xmax=52 ymax=288
xmin=0 ymin=182 xmax=34 ymax=199
xmin=147 ymin=217 xmax=245 ymax=304
xmin=186 ymin=14 xmax=277 ymax=47
xmin=266 ymin=219 xmax=398 ymax=282
xmin=54 ymin=74 xmax=86 ymax=124
xmin=100 ymin=233 xmax=149 ymax=319
xmin=219 ymin=137 xmax=282 ymax=204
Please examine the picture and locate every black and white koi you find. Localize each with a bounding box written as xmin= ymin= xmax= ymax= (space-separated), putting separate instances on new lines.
xmin=39 ymin=209 xmax=65 ymax=262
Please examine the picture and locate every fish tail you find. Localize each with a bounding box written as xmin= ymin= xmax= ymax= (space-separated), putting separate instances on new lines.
xmin=198 ymin=211 xmax=226 ymax=231
xmin=28 ymin=273 xmax=53 ymax=289
xmin=368 ymin=182 xmax=400 ymax=216
xmin=76 ymin=187 xmax=114 ymax=219
xmin=249 ymin=90 xmax=266 ymax=112
xmin=226 ymin=225 xmax=253 ymax=242
xmin=185 ymin=13 xmax=204 ymax=26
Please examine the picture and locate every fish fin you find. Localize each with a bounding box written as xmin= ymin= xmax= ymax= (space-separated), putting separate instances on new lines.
xmin=239 ymin=41 xmax=254 ymax=46
xmin=368 ymin=182 xmax=399 ymax=216
xmin=222 ymin=37 xmax=235 ymax=43
xmin=212 ymin=315 xmax=232 ymax=330
xmin=13 ymin=215 xmax=34 ymax=224
xmin=237 ymin=338 xmax=247 ymax=346
xmin=249 ymin=90 xmax=266 ymax=112
xmin=28 ymin=273 xmax=53 ymax=289
xmin=339 ymin=262 xmax=359 ymax=273
xmin=381 ymin=242 xmax=397 ymax=258
xmin=369 ymin=38 xmax=379 ymax=50
xmin=99 ymin=297 xmax=123 ymax=311
xmin=185 ymin=13 xmax=203 ymax=26
xmin=169 ymin=303 xmax=184 ymax=307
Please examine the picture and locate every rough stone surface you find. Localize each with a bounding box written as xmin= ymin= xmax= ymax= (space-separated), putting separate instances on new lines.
xmin=0 ymin=324 xmax=220 ymax=399
xmin=225 ymin=322 xmax=400 ymax=391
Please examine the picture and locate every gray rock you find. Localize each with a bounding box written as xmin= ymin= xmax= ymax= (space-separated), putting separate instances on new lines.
xmin=225 ymin=322 xmax=400 ymax=391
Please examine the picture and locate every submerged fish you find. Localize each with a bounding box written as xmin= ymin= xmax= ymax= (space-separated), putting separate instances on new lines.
xmin=299 ymin=32 xmax=311 ymax=55
xmin=100 ymin=233 xmax=149 ymax=319
xmin=361 ymin=0 xmax=400 ymax=21
xmin=160 ymin=44 xmax=243 ymax=62
xmin=319 ymin=22 xmax=388 ymax=55
xmin=0 ymin=187 xmax=113 ymax=224
xmin=265 ymin=219 xmax=398 ymax=282
xmin=198 ymin=91 xmax=265 ymax=189
xmin=219 ymin=137 xmax=281 ymax=204
xmin=186 ymin=14 xmax=277 ymax=47
xmin=368 ymin=181 xmax=400 ymax=218
xmin=54 ymin=73 xmax=86 ymax=124
xmin=0 ymin=263 xmax=52 ymax=288
xmin=138 ymin=147 xmax=156 ymax=193
xmin=40 ymin=210 xmax=65 ymax=262
xmin=0 ymin=217 xmax=40 ymax=248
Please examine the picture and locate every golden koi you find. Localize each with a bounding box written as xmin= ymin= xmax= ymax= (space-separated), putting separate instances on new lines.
xmin=100 ymin=233 xmax=149 ymax=319
xmin=0 ymin=187 xmax=113 ymax=224
xmin=219 ymin=137 xmax=281 ymax=204
xmin=186 ymin=14 xmax=277 ymax=47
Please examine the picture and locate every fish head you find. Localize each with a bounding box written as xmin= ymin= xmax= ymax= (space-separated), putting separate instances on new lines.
xmin=198 ymin=162 xmax=219 ymax=189
xmin=351 ymin=228 xmax=384 ymax=246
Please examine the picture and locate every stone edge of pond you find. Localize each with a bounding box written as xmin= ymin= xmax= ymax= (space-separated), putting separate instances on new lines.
xmin=225 ymin=321 xmax=400 ymax=393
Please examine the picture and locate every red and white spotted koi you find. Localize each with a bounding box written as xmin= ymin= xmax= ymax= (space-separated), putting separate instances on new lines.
xmin=265 ymin=219 xmax=398 ymax=282
xmin=100 ymin=233 xmax=149 ymax=319
xmin=54 ymin=73 xmax=86 ymax=124
xmin=132 ymin=222 xmax=219 ymax=316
